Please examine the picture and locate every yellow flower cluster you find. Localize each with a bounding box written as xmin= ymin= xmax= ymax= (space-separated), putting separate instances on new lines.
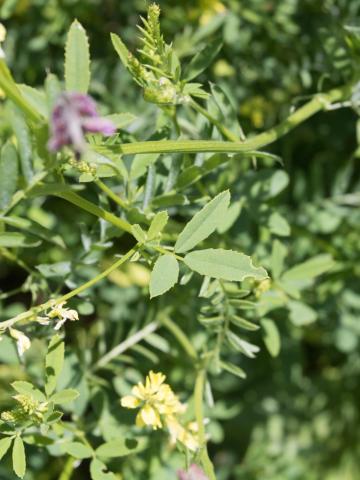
xmin=121 ymin=371 xmax=199 ymax=451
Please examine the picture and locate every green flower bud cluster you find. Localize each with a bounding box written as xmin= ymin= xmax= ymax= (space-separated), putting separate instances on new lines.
xmin=1 ymin=394 xmax=49 ymax=425
xmin=144 ymin=77 xmax=177 ymax=105
xmin=122 ymin=3 xmax=180 ymax=106
xmin=68 ymin=158 xmax=97 ymax=176
xmin=128 ymin=52 xmax=152 ymax=87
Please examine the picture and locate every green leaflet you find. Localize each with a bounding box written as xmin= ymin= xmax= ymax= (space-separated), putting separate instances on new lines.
xmin=8 ymin=103 xmax=33 ymax=182
xmin=175 ymin=190 xmax=230 ymax=253
xmin=12 ymin=437 xmax=26 ymax=479
xmin=45 ymin=335 xmax=64 ymax=396
xmin=110 ymin=33 xmax=130 ymax=68
xmin=17 ymin=84 xmax=48 ymax=118
xmin=50 ymin=389 xmax=80 ymax=405
xmin=0 ymin=232 xmax=41 ymax=248
xmin=219 ymin=360 xmax=247 ymax=379
xmin=11 ymin=381 xmax=46 ymax=402
xmin=131 ymin=224 xmax=147 ymax=243
xmin=261 ymin=318 xmax=281 ymax=357
xmin=0 ymin=437 xmax=13 ymax=461
xmin=288 ymin=300 xmax=317 ymax=326
xmin=130 ymin=153 xmax=160 ymax=180
xmin=271 ymin=239 xmax=288 ymax=279
xmin=96 ymin=437 xmax=147 ymax=458
xmin=105 ymin=112 xmax=136 ymax=129
xmin=226 ymin=330 xmax=260 ymax=358
xmin=184 ymin=249 xmax=268 ymax=282
xmin=282 ymin=254 xmax=335 ymax=282
xmin=0 ymin=141 xmax=18 ymax=211
xmin=65 ymin=20 xmax=91 ymax=93
xmin=147 ymin=211 xmax=169 ymax=239
xmin=63 ymin=442 xmax=93 ymax=459
xmin=183 ymin=36 xmax=222 ymax=81
xmin=45 ymin=73 xmax=62 ymax=114
xmin=150 ymin=254 xmax=179 ymax=298
xmin=90 ymin=458 xmax=117 ymax=480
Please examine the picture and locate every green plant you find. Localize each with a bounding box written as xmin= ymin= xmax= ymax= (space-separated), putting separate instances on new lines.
xmin=0 ymin=3 xmax=359 ymax=479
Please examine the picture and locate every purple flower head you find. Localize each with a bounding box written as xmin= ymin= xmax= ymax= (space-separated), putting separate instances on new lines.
xmin=48 ymin=92 xmax=116 ymax=157
xmin=178 ymin=464 xmax=209 ymax=480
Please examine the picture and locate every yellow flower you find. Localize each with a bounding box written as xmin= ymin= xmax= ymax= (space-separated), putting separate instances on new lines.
xmin=121 ymin=371 xmax=185 ymax=430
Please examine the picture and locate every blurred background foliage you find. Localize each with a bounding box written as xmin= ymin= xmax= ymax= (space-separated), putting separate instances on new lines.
xmin=0 ymin=0 xmax=360 ymax=479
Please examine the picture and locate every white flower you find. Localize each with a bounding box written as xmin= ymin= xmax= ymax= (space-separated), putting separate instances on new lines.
xmin=0 ymin=23 xmax=6 ymax=59
xmin=47 ymin=302 xmax=79 ymax=330
xmin=9 ymin=328 xmax=31 ymax=357
xmin=36 ymin=316 xmax=50 ymax=326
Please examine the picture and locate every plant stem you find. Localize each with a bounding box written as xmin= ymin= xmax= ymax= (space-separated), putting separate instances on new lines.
xmin=0 ymin=61 xmax=43 ymax=123
xmin=194 ymin=369 xmax=216 ymax=480
xmin=100 ymin=86 xmax=347 ymax=156
xmin=58 ymin=456 xmax=75 ymax=480
xmin=0 ymin=248 xmax=32 ymax=273
xmin=95 ymin=179 xmax=128 ymax=210
xmin=94 ymin=320 xmax=159 ymax=369
xmin=53 ymin=190 xmax=133 ymax=234
xmin=0 ymin=246 xmax=138 ymax=330
xmin=161 ymin=316 xmax=197 ymax=360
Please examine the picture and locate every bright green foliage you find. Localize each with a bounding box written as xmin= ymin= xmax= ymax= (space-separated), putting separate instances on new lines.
xmin=45 ymin=334 xmax=64 ymax=396
xmin=184 ymin=249 xmax=267 ymax=281
xmin=0 ymin=141 xmax=18 ymax=211
xmin=12 ymin=437 xmax=26 ymax=479
xmin=63 ymin=442 xmax=93 ymax=459
xmin=175 ymin=190 xmax=230 ymax=253
xmin=65 ymin=20 xmax=91 ymax=93
xmin=150 ymin=254 xmax=179 ymax=298
xmin=0 ymin=2 xmax=359 ymax=480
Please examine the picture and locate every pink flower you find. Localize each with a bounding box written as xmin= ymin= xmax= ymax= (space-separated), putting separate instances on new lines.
xmin=178 ymin=464 xmax=209 ymax=480
xmin=48 ymin=92 xmax=116 ymax=157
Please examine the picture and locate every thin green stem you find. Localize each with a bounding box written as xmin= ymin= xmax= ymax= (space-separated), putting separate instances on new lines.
xmin=161 ymin=316 xmax=197 ymax=360
xmin=94 ymin=319 xmax=159 ymax=370
xmin=0 ymin=246 xmax=138 ymax=330
xmin=95 ymin=179 xmax=128 ymax=210
xmin=58 ymin=456 xmax=75 ymax=480
xmin=53 ymin=190 xmax=133 ymax=234
xmin=0 ymin=61 xmax=43 ymax=124
xmin=0 ymin=248 xmax=32 ymax=274
xmin=152 ymin=245 xmax=184 ymax=262
xmin=4 ymin=171 xmax=48 ymax=215
xmin=194 ymin=369 xmax=216 ymax=480
xmin=99 ymin=86 xmax=347 ymax=156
